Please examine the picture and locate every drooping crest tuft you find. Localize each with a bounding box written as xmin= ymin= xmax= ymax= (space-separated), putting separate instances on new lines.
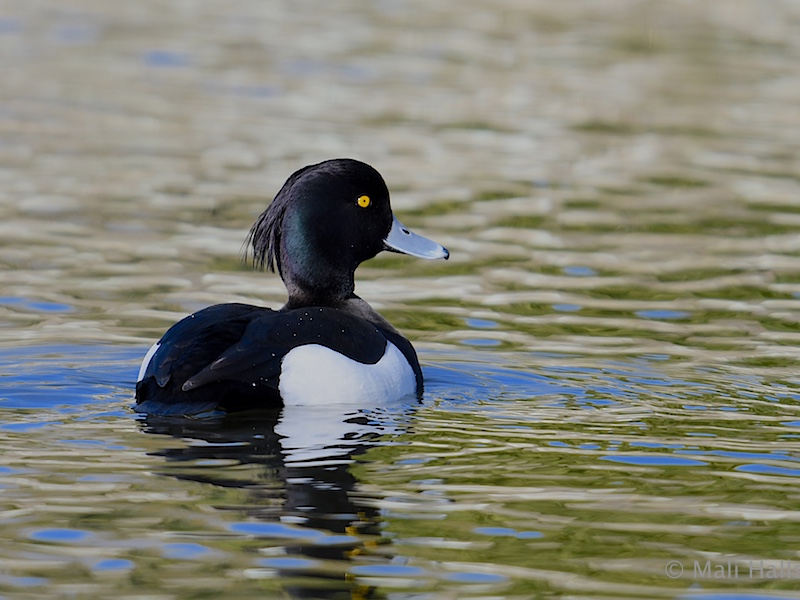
xmin=246 ymin=199 xmax=284 ymax=274
xmin=245 ymin=159 xmax=385 ymax=276
xmin=246 ymin=163 xmax=315 ymax=275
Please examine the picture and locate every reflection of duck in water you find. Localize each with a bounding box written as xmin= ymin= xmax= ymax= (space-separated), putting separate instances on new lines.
xmin=141 ymin=403 xmax=415 ymax=598
xmin=135 ymin=159 xmax=448 ymax=416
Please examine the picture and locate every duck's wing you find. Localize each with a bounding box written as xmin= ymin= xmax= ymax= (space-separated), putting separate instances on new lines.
xmin=180 ymin=306 xmax=388 ymax=391
xmin=139 ymin=303 xmax=268 ymax=388
xmin=135 ymin=303 xmax=274 ymax=414
xmin=136 ymin=305 xmax=392 ymax=415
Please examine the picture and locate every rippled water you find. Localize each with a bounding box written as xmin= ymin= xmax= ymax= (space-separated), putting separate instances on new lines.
xmin=3 ymin=1 xmax=800 ymax=598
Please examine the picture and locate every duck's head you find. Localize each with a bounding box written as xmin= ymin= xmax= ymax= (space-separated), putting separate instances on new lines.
xmin=249 ymin=158 xmax=449 ymax=307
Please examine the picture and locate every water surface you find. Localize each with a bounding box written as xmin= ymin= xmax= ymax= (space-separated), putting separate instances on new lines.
xmin=2 ymin=1 xmax=800 ymax=598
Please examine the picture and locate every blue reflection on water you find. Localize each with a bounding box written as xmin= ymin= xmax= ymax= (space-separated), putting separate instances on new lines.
xmin=0 ymin=575 xmax=49 ymax=587
xmin=474 ymin=527 xmax=543 ymax=539
xmin=735 ymin=464 xmax=800 ymax=477
xmin=444 ymin=571 xmax=508 ymax=583
xmin=350 ymin=564 xmax=427 ymax=577
xmin=92 ymin=559 xmax=134 ymax=571
xmin=228 ymin=522 xmax=325 ymax=539
xmin=162 ymin=543 xmax=214 ymax=560
xmin=636 ymin=309 xmax=690 ymax=320
xmin=563 ymin=266 xmax=596 ymax=277
xmin=0 ymin=18 xmax=22 ymax=34
xmin=553 ymin=303 xmax=582 ymax=312
xmin=28 ymin=528 xmax=93 ymax=543
xmin=681 ymin=594 xmax=800 ymax=600
xmin=143 ymin=50 xmax=191 ymax=68
xmin=0 ymin=421 xmax=61 ymax=431
xmin=51 ymin=23 xmax=99 ymax=45
xmin=601 ymin=456 xmax=708 ymax=467
xmin=0 ymin=297 xmax=73 ymax=312
xmin=461 ymin=338 xmax=501 ymax=347
xmin=0 ymin=345 xmax=140 ymax=412
xmin=707 ymin=450 xmax=795 ymax=462
xmin=630 ymin=441 xmax=684 ymax=449
xmin=465 ymin=318 xmax=498 ymax=329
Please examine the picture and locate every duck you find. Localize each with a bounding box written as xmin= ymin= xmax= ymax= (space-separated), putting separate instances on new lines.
xmin=135 ymin=158 xmax=449 ymax=416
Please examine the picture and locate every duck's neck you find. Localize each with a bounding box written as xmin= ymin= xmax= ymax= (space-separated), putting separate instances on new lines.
xmin=278 ymin=215 xmax=361 ymax=308
xmin=282 ymin=289 xmax=398 ymax=333
xmin=282 ymin=270 xmax=355 ymax=309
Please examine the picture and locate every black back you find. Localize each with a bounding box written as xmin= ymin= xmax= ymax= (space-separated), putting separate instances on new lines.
xmin=135 ymin=303 xmax=422 ymax=415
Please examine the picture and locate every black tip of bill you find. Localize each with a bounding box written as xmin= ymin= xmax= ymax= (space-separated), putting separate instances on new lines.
xmin=383 ymin=216 xmax=449 ymax=260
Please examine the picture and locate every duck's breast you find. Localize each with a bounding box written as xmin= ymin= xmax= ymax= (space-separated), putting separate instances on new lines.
xmin=278 ymin=340 xmax=416 ymax=405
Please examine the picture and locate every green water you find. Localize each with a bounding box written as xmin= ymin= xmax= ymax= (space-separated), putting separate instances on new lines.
xmin=2 ymin=1 xmax=800 ymax=598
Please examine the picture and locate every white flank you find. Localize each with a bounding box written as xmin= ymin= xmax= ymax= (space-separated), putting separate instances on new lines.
xmin=137 ymin=342 xmax=160 ymax=382
xmin=278 ymin=342 xmax=416 ymax=406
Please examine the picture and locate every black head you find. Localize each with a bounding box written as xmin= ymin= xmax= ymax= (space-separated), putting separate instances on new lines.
xmin=248 ymin=159 xmax=396 ymax=306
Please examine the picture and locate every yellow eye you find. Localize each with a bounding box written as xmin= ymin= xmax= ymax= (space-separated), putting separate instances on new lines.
xmin=357 ymin=195 xmax=371 ymax=208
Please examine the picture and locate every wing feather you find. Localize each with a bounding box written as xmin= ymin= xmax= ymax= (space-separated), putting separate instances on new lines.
xmin=182 ymin=307 xmax=387 ymax=390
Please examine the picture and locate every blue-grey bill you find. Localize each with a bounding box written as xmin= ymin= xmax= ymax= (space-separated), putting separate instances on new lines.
xmin=383 ymin=216 xmax=449 ymax=260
